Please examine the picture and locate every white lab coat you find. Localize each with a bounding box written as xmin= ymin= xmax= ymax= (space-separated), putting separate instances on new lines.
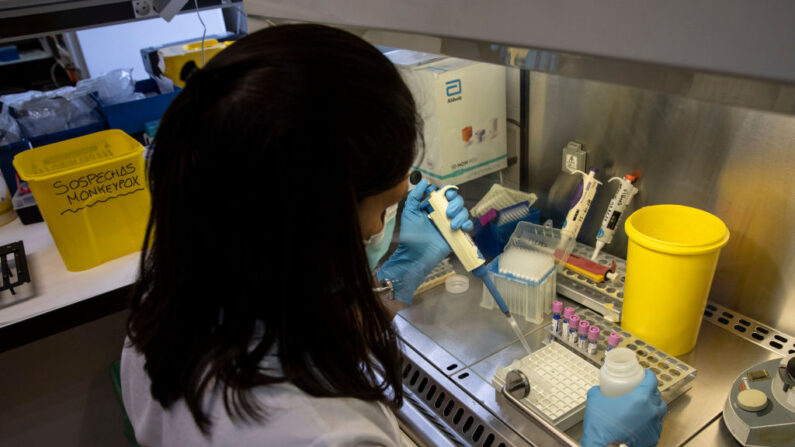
xmin=121 ymin=339 xmax=401 ymax=446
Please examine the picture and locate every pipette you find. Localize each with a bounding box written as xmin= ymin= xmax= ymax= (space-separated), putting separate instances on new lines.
xmin=591 ymin=174 xmax=639 ymax=260
xmin=425 ymin=184 xmax=533 ymax=356
xmin=561 ymin=168 xmax=602 ymax=243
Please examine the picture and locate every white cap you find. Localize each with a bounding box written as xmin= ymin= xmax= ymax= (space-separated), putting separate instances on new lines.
xmin=445 ymin=274 xmax=470 ymax=294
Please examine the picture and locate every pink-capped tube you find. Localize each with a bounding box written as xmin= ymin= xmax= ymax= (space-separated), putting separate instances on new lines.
xmin=587 ymin=326 xmax=600 ymax=354
xmin=561 ymin=307 xmax=575 ymax=336
xmin=568 ymin=315 xmax=580 ymax=344
xmin=479 ymin=209 xmax=498 ymax=226
xmin=607 ymin=332 xmax=621 ymax=351
xmin=578 ymin=320 xmax=590 ymax=350
xmin=551 ymin=301 xmax=563 ymax=333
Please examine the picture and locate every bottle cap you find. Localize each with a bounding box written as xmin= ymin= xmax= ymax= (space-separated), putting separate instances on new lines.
xmin=608 ymin=332 xmax=621 ymax=346
xmin=588 ymin=326 xmax=600 ymax=341
xmin=445 ymin=274 xmax=469 ymax=294
xmin=578 ymin=320 xmax=590 ymax=334
xmin=624 ymin=174 xmax=636 ymax=182
xmin=569 ymin=315 xmax=580 ymax=327
xmin=563 ymin=307 xmax=575 ymax=318
xmin=552 ymin=301 xmax=563 ymax=313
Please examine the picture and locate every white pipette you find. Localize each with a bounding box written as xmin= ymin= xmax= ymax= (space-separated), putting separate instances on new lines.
xmin=426 ymin=185 xmax=532 ymax=356
xmin=591 ymin=174 xmax=639 ymax=260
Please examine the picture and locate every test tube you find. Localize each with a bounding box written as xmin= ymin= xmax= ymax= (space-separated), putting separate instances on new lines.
xmin=561 ymin=307 xmax=575 ymax=337
xmin=606 ymin=332 xmax=621 ymax=351
xmin=568 ymin=315 xmax=580 ymax=344
xmin=587 ymin=326 xmax=600 ymax=355
xmin=578 ymin=320 xmax=590 ymax=350
xmin=551 ymin=301 xmax=563 ymax=334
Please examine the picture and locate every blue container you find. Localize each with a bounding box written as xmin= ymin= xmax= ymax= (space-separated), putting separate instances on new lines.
xmin=0 ymin=45 xmax=20 ymax=62
xmin=94 ymin=79 xmax=180 ymax=136
xmin=0 ymin=139 xmax=31 ymax=196
xmin=474 ymin=207 xmax=541 ymax=262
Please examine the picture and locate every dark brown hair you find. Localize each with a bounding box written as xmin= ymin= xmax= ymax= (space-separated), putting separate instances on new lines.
xmin=127 ymin=24 xmax=420 ymax=434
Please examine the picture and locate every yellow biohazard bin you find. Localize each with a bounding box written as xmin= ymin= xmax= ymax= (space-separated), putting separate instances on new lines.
xmin=621 ymin=205 xmax=729 ymax=356
xmin=13 ymin=130 xmax=150 ymax=271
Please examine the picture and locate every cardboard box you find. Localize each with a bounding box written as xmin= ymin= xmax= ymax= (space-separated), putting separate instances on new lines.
xmin=388 ymin=51 xmax=507 ymax=185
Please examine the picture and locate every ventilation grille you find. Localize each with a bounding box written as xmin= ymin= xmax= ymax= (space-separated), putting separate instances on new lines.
xmin=703 ymin=301 xmax=795 ymax=356
xmin=401 ymin=359 xmax=514 ymax=447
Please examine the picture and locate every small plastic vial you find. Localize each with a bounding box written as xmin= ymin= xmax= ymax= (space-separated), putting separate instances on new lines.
xmin=606 ymin=332 xmax=621 ymax=351
xmin=568 ymin=315 xmax=580 ymax=344
xmin=561 ymin=307 xmax=575 ymax=337
xmin=578 ymin=320 xmax=590 ymax=350
xmin=587 ymin=326 xmax=600 ymax=355
xmin=551 ymin=301 xmax=563 ymax=333
xmin=600 ymin=347 xmax=645 ymax=397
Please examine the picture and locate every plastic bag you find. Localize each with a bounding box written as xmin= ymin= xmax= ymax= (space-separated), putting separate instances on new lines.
xmin=75 ymin=68 xmax=144 ymax=105
xmin=0 ymin=104 xmax=22 ymax=146
xmin=8 ymin=91 xmax=102 ymax=138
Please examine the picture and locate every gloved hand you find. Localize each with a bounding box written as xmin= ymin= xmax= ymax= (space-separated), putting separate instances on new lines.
xmin=377 ymin=180 xmax=473 ymax=304
xmin=581 ymin=370 xmax=667 ymax=447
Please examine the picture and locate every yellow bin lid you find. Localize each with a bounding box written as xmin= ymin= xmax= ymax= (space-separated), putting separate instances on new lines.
xmin=13 ymin=129 xmax=144 ymax=182
xmin=625 ymin=204 xmax=730 ymax=255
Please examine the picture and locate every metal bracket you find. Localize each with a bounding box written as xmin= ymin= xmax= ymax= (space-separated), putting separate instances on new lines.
xmin=0 ymin=241 xmax=30 ymax=295
xmin=500 ymin=384 xmax=580 ymax=447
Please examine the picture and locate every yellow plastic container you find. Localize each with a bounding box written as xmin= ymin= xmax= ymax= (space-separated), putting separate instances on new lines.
xmin=13 ymin=130 xmax=150 ymax=271
xmin=621 ymin=205 xmax=729 ymax=356
xmin=158 ymin=39 xmax=234 ymax=87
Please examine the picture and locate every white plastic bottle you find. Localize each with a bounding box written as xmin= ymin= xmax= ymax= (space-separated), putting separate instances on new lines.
xmin=600 ymin=347 xmax=645 ymax=397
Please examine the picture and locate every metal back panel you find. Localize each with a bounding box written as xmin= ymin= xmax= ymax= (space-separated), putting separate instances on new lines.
xmin=525 ymin=71 xmax=795 ymax=335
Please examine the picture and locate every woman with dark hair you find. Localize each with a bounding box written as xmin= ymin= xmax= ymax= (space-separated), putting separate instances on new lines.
xmin=122 ymin=24 xmax=665 ymax=446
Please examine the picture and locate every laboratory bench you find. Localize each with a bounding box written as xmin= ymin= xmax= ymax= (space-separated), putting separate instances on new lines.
xmin=0 ymin=218 xmax=138 ymax=352
xmin=394 ymin=259 xmax=782 ymax=446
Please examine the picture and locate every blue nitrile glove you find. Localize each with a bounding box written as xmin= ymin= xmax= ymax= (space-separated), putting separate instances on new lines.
xmin=581 ymin=370 xmax=667 ymax=447
xmin=377 ymin=180 xmax=473 ymax=304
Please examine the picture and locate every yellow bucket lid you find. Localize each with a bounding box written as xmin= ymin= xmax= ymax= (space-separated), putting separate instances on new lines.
xmin=13 ymin=129 xmax=143 ymax=182
xmin=625 ymin=204 xmax=730 ymax=255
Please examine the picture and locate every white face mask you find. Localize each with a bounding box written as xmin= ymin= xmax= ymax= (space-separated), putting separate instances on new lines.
xmin=363 ymin=203 xmax=398 ymax=270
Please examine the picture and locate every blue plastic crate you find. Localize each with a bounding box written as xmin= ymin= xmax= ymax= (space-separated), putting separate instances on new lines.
xmin=94 ymin=79 xmax=180 ymax=136
xmin=0 ymin=139 xmax=31 ymax=196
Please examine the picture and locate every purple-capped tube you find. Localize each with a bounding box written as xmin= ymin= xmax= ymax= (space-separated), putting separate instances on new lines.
xmin=578 ymin=320 xmax=591 ymax=350
xmin=607 ymin=332 xmax=621 ymax=351
xmin=561 ymin=307 xmax=575 ymax=337
xmin=587 ymin=326 xmax=600 ymax=355
xmin=551 ymin=301 xmax=563 ymax=334
xmin=568 ymin=315 xmax=580 ymax=344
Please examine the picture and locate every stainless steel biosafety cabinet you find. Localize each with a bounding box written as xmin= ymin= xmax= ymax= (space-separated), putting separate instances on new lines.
xmin=3 ymin=1 xmax=794 ymax=446
xmin=242 ymin=2 xmax=795 ymax=446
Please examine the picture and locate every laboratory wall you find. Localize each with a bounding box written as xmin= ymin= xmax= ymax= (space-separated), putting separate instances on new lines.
xmin=523 ymin=71 xmax=795 ymax=335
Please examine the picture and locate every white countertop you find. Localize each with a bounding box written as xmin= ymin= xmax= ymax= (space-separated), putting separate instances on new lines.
xmin=0 ymin=217 xmax=139 ymax=328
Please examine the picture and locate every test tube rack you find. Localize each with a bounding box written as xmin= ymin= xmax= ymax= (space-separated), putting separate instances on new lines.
xmin=414 ymin=258 xmax=455 ymax=296
xmin=493 ymin=307 xmax=698 ymax=430
xmin=556 ymin=241 xmax=627 ymax=322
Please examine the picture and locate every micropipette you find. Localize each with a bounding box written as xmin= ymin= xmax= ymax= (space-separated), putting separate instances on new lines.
xmin=425 ymin=184 xmax=533 ymax=356
xmin=561 ymin=168 xmax=602 ymax=243
xmin=591 ymin=174 xmax=639 ymax=260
